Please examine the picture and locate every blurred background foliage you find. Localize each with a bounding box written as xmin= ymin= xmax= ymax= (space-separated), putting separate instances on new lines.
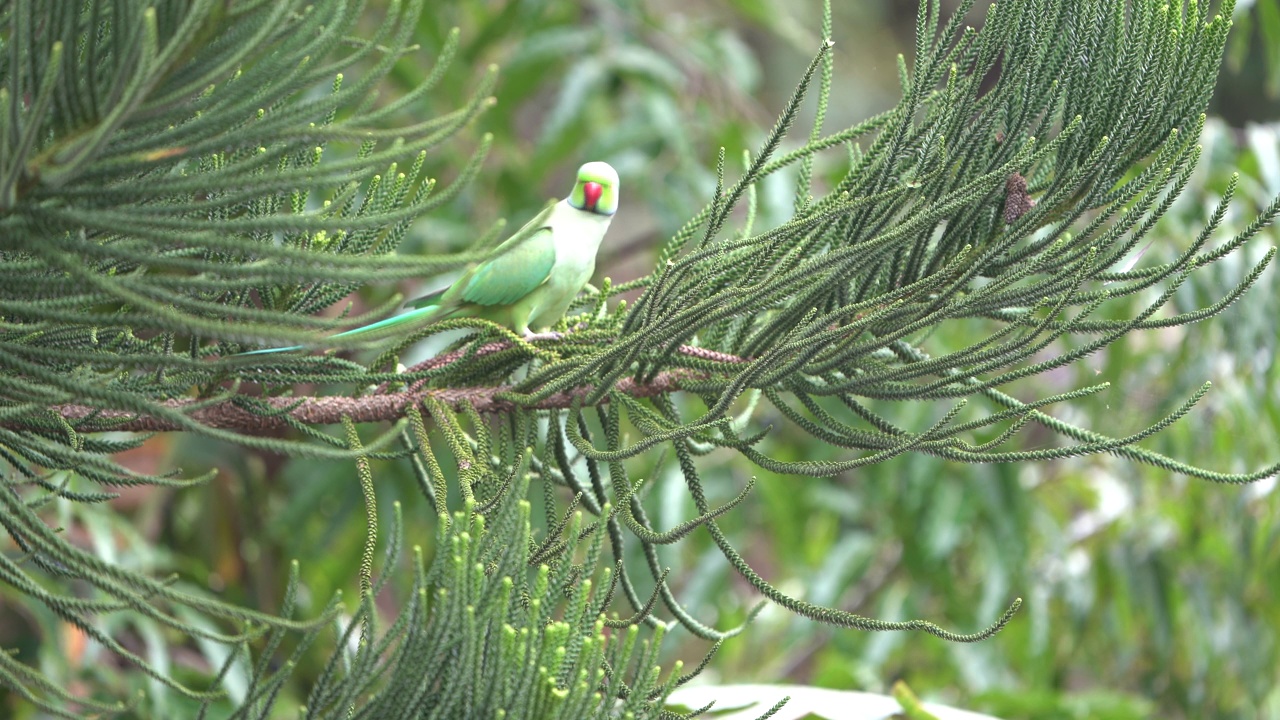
xmin=4 ymin=1 xmax=1277 ymax=718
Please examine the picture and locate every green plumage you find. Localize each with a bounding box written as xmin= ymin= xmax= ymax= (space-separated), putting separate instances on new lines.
xmin=240 ymin=162 xmax=618 ymax=355
xmin=430 ymin=207 xmax=557 ymax=308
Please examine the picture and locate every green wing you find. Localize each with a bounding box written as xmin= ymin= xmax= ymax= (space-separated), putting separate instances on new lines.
xmin=459 ymin=225 xmax=555 ymax=305
xmin=406 ymin=201 xmax=557 ymax=309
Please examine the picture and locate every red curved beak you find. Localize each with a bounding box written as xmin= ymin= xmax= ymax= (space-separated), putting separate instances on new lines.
xmin=583 ymin=181 xmax=603 ymax=211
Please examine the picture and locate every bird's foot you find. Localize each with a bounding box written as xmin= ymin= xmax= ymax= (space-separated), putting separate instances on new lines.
xmin=522 ymin=330 xmax=564 ymax=342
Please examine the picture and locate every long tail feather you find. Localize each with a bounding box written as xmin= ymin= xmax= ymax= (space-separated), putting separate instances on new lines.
xmin=238 ymin=344 xmax=304 ymax=356
xmin=236 ymin=305 xmax=443 ymax=356
xmin=329 ymin=305 xmax=441 ymax=339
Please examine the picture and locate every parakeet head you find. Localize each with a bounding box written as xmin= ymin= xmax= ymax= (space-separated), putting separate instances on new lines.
xmin=568 ymin=161 xmax=619 ymax=216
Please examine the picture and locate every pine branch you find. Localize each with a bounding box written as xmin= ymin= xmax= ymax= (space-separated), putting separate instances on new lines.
xmin=4 ymin=338 xmax=748 ymax=431
xmin=35 ymin=367 xmax=704 ymax=432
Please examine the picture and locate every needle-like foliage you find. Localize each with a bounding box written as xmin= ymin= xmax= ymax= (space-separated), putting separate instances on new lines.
xmin=268 ymin=416 xmax=704 ymax=720
xmin=0 ymin=0 xmax=1276 ymax=715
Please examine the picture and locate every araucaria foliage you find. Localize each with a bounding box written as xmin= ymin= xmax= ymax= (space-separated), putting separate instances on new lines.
xmin=0 ymin=0 xmax=1274 ymax=716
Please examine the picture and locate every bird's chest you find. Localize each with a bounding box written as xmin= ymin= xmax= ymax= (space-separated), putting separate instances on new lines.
xmin=546 ymin=250 xmax=594 ymax=292
xmin=547 ymin=212 xmax=604 ymax=288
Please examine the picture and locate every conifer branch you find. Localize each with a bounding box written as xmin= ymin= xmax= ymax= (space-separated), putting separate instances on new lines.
xmin=33 ymin=367 xmax=705 ymax=433
xmin=5 ymin=339 xmax=750 ymax=433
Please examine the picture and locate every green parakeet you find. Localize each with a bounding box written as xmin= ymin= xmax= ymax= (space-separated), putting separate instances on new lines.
xmin=241 ymin=161 xmax=618 ymax=355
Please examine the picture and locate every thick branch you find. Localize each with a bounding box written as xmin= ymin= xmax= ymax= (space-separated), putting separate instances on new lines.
xmin=11 ymin=338 xmax=748 ymax=434
xmin=42 ymin=370 xmax=699 ymax=433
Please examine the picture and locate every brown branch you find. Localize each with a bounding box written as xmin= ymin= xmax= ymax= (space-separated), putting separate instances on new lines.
xmin=44 ymin=370 xmax=700 ymax=433
xmin=18 ymin=338 xmax=750 ymax=434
